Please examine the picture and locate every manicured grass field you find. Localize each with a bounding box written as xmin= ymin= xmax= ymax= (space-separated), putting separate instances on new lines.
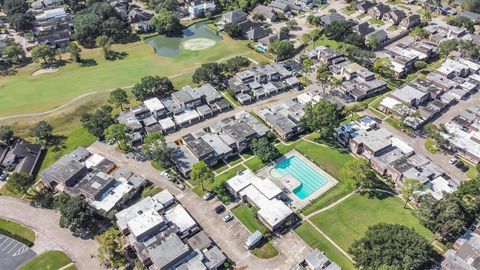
xmin=0 ymin=218 xmax=36 ymax=247
xmin=192 ymin=164 xmax=246 ymax=196
xmin=425 ymin=138 xmax=439 ymax=154
xmin=0 ymin=36 xmax=268 ymax=117
xmin=244 ymin=156 xmax=264 ymax=172
xmin=310 ymin=193 xmax=436 ymax=252
xmin=19 ymin=250 xmax=74 ymax=270
xmin=295 ymin=223 xmax=355 ymax=270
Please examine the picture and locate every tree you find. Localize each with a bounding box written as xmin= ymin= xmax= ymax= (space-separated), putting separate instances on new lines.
xmin=31 ymin=45 xmax=55 ymax=65
xmin=250 ymin=137 xmax=279 ymax=163
xmin=464 ymin=0 xmax=480 ymax=13
xmin=349 ymin=224 xmax=434 ymax=270
xmin=438 ymin=39 xmax=458 ymax=58
xmin=346 ymin=46 xmax=375 ymax=66
xmin=286 ymin=19 xmax=298 ymax=30
xmin=344 ymin=32 xmax=365 ymax=48
xmin=96 ymin=35 xmax=112 ymax=60
xmin=3 ymin=0 xmax=28 ymax=16
xmin=316 ymin=64 xmax=331 ymax=92
xmin=68 ymin=42 xmax=82 ymax=62
xmin=447 ymin=16 xmax=475 ymax=32
xmin=141 ymin=132 xmax=171 ymax=168
xmin=0 ymin=125 xmax=14 ymax=145
xmin=302 ymin=57 xmax=313 ymax=74
xmin=280 ymin=26 xmax=291 ymax=37
xmin=421 ymin=7 xmax=432 ymax=24
xmin=300 ymin=99 xmax=340 ymax=139
xmin=97 ymin=227 xmax=127 ymax=268
xmin=104 ymin=124 xmax=131 ymax=151
xmin=31 ymin=188 xmax=54 ymax=208
xmin=132 ymin=76 xmax=174 ymax=101
xmin=29 ymin=120 xmax=53 ymax=145
xmin=151 ymin=10 xmax=182 ymax=36
xmin=223 ymin=23 xmax=243 ymax=38
xmin=7 ymin=13 xmax=33 ymax=31
xmin=414 ymin=60 xmax=427 ymax=70
xmin=373 ymin=57 xmax=394 ymax=78
xmin=222 ymin=56 xmax=250 ymax=74
xmin=409 ymin=27 xmax=429 ymax=41
xmin=192 ymin=63 xmax=225 ymax=87
xmin=190 ymin=161 xmax=214 ymax=191
xmin=3 ymin=43 xmax=24 ymax=64
xmin=365 ymin=35 xmax=379 ymax=49
xmin=5 ymin=172 xmax=33 ymax=194
xmin=341 ymin=159 xmax=376 ymax=190
xmin=58 ymin=196 xmax=94 ymax=233
xmin=458 ymin=40 xmax=480 ymax=58
xmin=306 ymin=14 xmax=321 ymax=26
xmin=401 ymin=178 xmax=425 ymax=208
xmin=324 ymin=21 xmax=354 ymax=41
xmin=269 ymin=40 xmax=294 ymax=61
xmin=252 ymin=13 xmax=265 ymax=22
xmin=80 ymin=105 xmax=115 ymax=139
xmin=108 ymin=88 xmax=129 ymax=110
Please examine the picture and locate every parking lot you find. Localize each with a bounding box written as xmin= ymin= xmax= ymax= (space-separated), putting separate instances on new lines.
xmin=0 ymin=234 xmax=36 ymax=270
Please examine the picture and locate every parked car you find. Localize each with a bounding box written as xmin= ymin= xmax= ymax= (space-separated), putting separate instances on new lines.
xmin=223 ymin=213 xmax=233 ymax=222
xmin=214 ymin=205 xmax=226 ymax=214
xmin=455 ymin=161 xmax=465 ymax=168
xmin=449 ymin=158 xmax=458 ymax=164
xmin=175 ymin=181 xmax=185 ymax=190
xmin=0 ymin=172 xmax=7 ymax=181
xmin=203 ymin=191 xmax=215 ymax=201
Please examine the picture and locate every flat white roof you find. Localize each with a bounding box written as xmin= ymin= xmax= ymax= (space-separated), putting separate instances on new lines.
xmin=152 ymin=189 xmax=175 ymax=206
xmin=390 ymin=137 xmax=414 ymax=156
xmin=85 ymin=153 xmax=105 ymax=169
xmin=144 ymin=97 xmax=165 ymax=112
xmin=90 ymin=178 xmax=133 ymax=212
xmin=251 ymin=177 xmax=282 ymax=200
xmin=174 ymin=110 xmax=200 ymax=125
xmin=159 ymin=117 xmax=176 ymax=130
xmin=165 ymin=205 xmax=196 ymax=233
xmin=227 ymin=170 xmax=254 ymax=194
xmin=115 ymin=196 xmax=164 ymax=231
xmin=127 ymin=209 xmax=165 ymax=239
xmin=428 ymin=176 xmax=457 ymax=200
xmin=380 ymin=96 xmax=401 ymax=109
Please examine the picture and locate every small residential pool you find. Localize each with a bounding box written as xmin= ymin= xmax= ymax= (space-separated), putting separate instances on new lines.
xmin=146 ymin=22 xmax=222 ymax=57
xmin=274 ymin=156 xmax=328 ymax=200
xmin=255 ymin=44 xmax=267 ymax=53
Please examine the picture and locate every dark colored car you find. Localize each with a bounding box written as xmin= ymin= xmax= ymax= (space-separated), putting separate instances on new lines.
xmin=455 ymin=161 xmax=465 ymax=168
xmin=214 ymin=205 xmax=226 ymax=214
xmin=0 ymin=172 xmax=7 ymax=181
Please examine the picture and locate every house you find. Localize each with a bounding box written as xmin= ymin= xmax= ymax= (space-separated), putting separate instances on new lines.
xmin=245 ymin=27 xmax=272 ymax=41
xmin=188 ymin=0 xmax=216 ymax=18
xmin=221 ymin=10 xmax=248 ymax=24
xmin=441 ymin=223 xmax=480 ymax=270
xmin=352 ymin=22 xmax=374 ymax=36
xmin=368 ymin=3 xmax=391 ymax=20
xmin=460 ymin=11 xmax=480 ymax=23
xmin=400 ymin=14 xmax=420 ymax=29
xmin=258 ymin=31 xmax=288 ymax=47
xmin=268 ymin=0 xmax=291 ymax=13
xmin=384 ymin=9 xmax=406 ymax=24
xmin=252 ymin=5 xmax=277 ymax=22
xmin=366 ymin=29 xmax=388 ymax=44
xmin=304 ymin=249 xmax=341 ymax=270
xmin=319 ymin=12 xmax=345 ymax=25
xmin=128 ymin=8 xmax=153 ymax=32
xmin=355 ymin=0 xmax=376 ymax=14
xmin=390 ymin=85 xmax=430 ymax=106
xmin=0 ymin=139 xmax=44 ymax=176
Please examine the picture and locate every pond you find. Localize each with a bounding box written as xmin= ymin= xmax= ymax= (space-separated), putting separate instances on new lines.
xmin=146 ymin=23 xmax=223 ymax=57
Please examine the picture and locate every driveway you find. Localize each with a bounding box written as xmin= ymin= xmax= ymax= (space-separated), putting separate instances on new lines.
xmin=0 ymin=197 xmax=101 ymax=270
xmin=88 ymin=141 xmax=312 ymax=269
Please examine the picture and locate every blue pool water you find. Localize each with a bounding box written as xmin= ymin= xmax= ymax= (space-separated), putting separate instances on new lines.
xmin=255 ymin=44 xmax=267 ymax=53
xmin=274 ymin=156 xmax=328 ymax=200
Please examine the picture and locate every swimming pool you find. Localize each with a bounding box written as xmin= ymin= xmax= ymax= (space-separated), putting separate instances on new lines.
xmin=255 ymin=44 xmax=267 ymax=53
xmin=274 ymin=156 xmax=328 ymax=200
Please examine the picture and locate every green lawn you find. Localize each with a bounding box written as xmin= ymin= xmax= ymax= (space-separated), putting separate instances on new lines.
xmin=232 ymin=204 xmax=269 ymax=234
xmin=141 ymin=185 xmax=163 ymax=199
xmin=192 ymin=164 xmax=246 ymax=196
xmin=232 ymin=204 xmax=279 ymax=259
xmin=244 ymin=156 xmax=264 ymax=172
xmin=295 ymin=223 xmax=355 ymax=270
xmin=368 ymin=18 xmax=386 ymax=26
xmin=0 ymin=218 xmax=36 ymax=247
xmin=19 ymin=250 xmax=73 ymax=270
xmin=310 ymin=193 xmax=436 ymax=252
xmin=0 ymin=36 xmax=268 ymax=117
xmin=425 ymin=138 xmax=439 ymax=154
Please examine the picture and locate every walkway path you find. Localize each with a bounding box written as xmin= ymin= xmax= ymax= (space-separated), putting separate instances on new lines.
xmin=302 ymin=191 xmax=356 ymax=219
xmin=305 ymin=219 xmax=354 ymax=262
xmin=0 ymin=197 xmax=101 ymax=270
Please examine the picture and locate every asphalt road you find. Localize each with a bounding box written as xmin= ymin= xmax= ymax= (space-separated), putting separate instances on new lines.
xmin=0 ymin=234 xmax=36 ymax=270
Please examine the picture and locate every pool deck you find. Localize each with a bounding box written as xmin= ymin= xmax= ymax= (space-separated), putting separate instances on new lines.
xmin=257 ymin=150 xmax=338 ymax=211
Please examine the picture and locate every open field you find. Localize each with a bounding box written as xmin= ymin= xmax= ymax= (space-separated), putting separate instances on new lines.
xmin=0 ymin=218 xmax=35 ymax=247
xmin=0 ymin=37 xmax=269 ymax=117
xmin=19 ymin=250 xmax=74 ymax=270
xmin=310 ymin=193 xmax=436 ymax=251
xmin=295 ymin=223 xmax=355 ymax=270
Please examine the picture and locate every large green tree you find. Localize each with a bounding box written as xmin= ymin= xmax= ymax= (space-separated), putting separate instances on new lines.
xmin=31 ymin=45 xmax=55 ymax=65
xmin=97 ymin=227 xmax=127 ymax=268
xmin=151 ymin=10 xmax=182 ymax=36
xmin=132 ymin=76 xmax=174 ymax=101
xmin=104 ymin=124 xmax=131 ymax=151
xmin=222 ymin=56 xmax=250 ymax=74
xmin=141 ymin=132 xmax=171 ymax=168
xmin=95 ymin=35 xmax=112 ymax=60
xmin=3 ymin=43 xmax=24 ymax=64
xmin=80 ymin=105 xmax=115 ymax=139
xmin=190 ymin=161 xmax=214 ymax=191
xmin=29 ymin=120 xmax=53 ymax=145
xmin=192 ymin=63 xmax=225 ymax=87
xmin=68 ymin=42 xmax=82 ymax=62
xmin=250 ymin=137 xmax=279 ymax=163
xmin=401 ymin=178 xmax=425 ymax=208
xmin=58 ymin=196 xmax=95 ymax=233
xmin=269 ymin=40 xmax=294 ymax=61
xmin=0 ymin=125 xmax=14 ymax=145
xmin=7 ymin=13 xmax=33 ymax=31
xmin=341 ymin=159 xmax=376 ymax=190
xmin=349 ymin=224 xmax=434 ymax=270
xmin=108 ymin=88 xmax=129 ymax=110
xmin=223 ymin=23 xmax=243 ymax=38
xmin=300 ymin=99 xmax=340 ymax=139
xmin=3 ymin=0 xmax=28 ymax=16
xmin=5 ymin=172 xmax=33 ymax=195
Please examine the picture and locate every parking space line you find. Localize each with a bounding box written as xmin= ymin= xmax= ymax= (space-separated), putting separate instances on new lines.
xmin=12 ymin=245 xmax=28 ymax=257
xmin=6 ymin=242 xmax=19 ymax=255
xmin=2 ymin=240 xmax=14 ymax=251
xmin=0 ymin=237 xmax=8 ymax=248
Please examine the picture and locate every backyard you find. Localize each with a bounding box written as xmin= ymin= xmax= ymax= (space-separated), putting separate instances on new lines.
xmin=309 ymin=192 xmax=436 ymax=252
xmin=0 ymin=35 xmax=269 ymax=117
xmin=19 ymin=250 xmax=75 ymax=270
xmin=0 ymin=218 xmax=36 ymax=247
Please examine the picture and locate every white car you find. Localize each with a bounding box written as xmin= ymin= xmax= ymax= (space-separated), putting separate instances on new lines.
xmin=203 ymin=191 xmax=215 ymax=200
xmin=223 ymin=213 xmax=233 ymax=222
xmin=449 ymin=158 xmax=458 ymax=164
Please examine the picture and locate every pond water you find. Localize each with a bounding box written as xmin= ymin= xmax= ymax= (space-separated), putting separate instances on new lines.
xmin=146 ymin=23 xmax=223 ymax=57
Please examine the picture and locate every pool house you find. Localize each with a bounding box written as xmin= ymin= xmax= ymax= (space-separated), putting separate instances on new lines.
xmin=226 ymin=170 xmax=294 ymax=231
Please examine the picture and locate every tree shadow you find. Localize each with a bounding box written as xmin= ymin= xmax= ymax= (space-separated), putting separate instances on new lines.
xmin=0 ymin=67 xmax=18 ymax=76
xmin=79 ymin=58 xmax=98 ymax=67
xmin=360 ymin=189 xmax=394 ymax=200
xmin=108 ymin=51 xmax=128 ymax=61
xmin=48 ymin=134 xmax=67 ymax=152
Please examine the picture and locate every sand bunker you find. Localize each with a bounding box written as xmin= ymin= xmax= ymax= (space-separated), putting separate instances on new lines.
xmin=32 ymin=67 xmax=59 ymax=76
xmin=181 ymin=38 xmax=217 ymax=51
